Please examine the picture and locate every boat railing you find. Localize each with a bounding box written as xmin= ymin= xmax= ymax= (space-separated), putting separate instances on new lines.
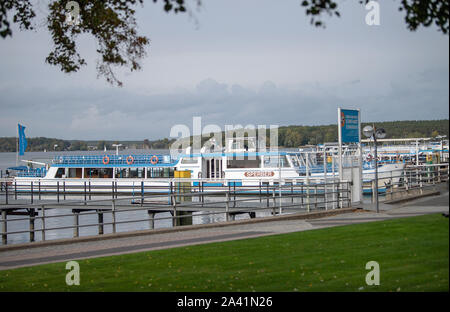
xmin=53 ymin=154 xmax=177 ymax=166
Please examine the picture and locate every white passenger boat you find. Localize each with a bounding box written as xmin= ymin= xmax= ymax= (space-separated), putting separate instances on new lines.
xmin=10 ymin=136 xmax=415 ymax=195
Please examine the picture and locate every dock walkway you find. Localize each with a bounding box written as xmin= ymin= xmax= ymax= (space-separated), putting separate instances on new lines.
xmin=0 ymin=187 xmax=448 ymax=270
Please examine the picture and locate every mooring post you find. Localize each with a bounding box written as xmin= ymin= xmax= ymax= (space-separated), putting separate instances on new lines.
xmin=97 ymin=210 xmax=104 ymax=235
xmin=1 ymin=209 xmax=7 ymax=245
xmin=111 ymin=200 xmax=116 ymax=234
xmin=29 ymin=208 xmax=35 ymax=242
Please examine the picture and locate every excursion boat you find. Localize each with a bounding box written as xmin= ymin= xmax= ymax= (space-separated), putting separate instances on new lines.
xmin=10 ymin=136 xmax=413 ymax=195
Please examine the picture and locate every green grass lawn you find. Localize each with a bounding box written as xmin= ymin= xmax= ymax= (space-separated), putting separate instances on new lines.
xmin=0 ymin=213 xmax=448 ymax=292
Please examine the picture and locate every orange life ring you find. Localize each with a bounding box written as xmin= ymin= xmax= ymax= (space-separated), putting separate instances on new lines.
xmin=150 ymin=155 xmax=159 ymax=165
xmin=126 ymin=155 xmax=134 ymax=165
xmin=102 ymin=156 xmax=110 ymax=165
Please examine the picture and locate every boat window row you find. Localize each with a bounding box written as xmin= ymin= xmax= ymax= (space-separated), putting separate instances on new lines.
xmin=55 ymin=167 xmax=175 ymax=179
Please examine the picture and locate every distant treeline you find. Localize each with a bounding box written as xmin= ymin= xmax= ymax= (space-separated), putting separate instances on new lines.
xmin=0 ymin=119 xmax=447 ymax=152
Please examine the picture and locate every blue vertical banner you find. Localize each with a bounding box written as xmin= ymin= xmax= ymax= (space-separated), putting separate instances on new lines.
xmin=18 ymin=124 xmax=27 ymax=155
xmin=339 ymin=109 xmax=360 ymax=143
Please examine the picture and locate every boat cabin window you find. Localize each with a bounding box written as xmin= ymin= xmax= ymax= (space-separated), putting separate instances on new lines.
xmin=264 ymin=155 xmax=290 ymax=168
xmin=227 ymin=156 xmax=261 ymax=168
xmin=146 ymin=167 xmax=174 ymax=178
xmin=181 ymin=157 xmax=198 ymax=164
xmin=116 ymin=168 xmax=143 ymax=178
xmin=68 ymin=168 xmax=83 ymax=178
xmin=85 ymin=168 xmax=113 ymax=178
xmin=55 ymin=168 xmax=65 ymax=178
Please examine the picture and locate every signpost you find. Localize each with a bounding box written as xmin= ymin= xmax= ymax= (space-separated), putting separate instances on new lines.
xmin=338 ymin=108 xmax=362 ymax=204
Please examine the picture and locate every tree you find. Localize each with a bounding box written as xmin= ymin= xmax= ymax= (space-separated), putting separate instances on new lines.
xmin=1 ymin=0 xmax=448 ymax=86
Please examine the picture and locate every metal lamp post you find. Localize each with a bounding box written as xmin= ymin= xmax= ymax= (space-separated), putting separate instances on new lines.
xmin=363 ymin=125 xmax=386 ymax=213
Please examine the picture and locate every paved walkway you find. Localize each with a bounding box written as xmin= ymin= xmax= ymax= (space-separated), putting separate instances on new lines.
xmin=0 ymin=188 xmax=448 ymax=270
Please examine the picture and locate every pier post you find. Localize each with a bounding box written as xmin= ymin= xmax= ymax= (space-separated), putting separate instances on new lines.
xmin=171 ymin=195 xmax=177 ymax=227
xmin=30 ymin=181 xmax=33 ymax=204
xmin=29 ymin=208 xmax=35 ymax=242
xmin=141 ymin=181 xmax=144 ymax=207
xmin=73 ymin=211 xmax=80 ymax=238
xmin=272 ymin=188 xmax=276 ymax=215
xmin=147 ymin=211 xmax=155 ymax=229
xmin=5 ymin=182 xmax=8 ymax=205
xmin=225 ymin=192 xmax=230 ymax=222
xmin=1 ymin=210 xmax=7 ymax=245
xmin=97 ymin=210 xmax=104 ymax=235
xmin=111 ymin=200 xmax=116 ymax=233
xmin=41 ymin=205 xmax=46 ymax=241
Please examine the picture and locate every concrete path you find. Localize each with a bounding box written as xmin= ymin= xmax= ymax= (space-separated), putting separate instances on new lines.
xmin=0 ymin=188 xmax=448 ymax=271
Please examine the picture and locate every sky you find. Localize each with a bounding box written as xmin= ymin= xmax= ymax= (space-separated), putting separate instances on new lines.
xmin=0 ymin=0 xmax=448 ymax=140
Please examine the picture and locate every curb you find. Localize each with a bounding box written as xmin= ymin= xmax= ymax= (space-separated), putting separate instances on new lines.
xmin=384 ymin=191 xmax=441 ymax=205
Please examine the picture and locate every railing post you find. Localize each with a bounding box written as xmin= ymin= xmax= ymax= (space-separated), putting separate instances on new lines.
xmin=30 ymin=181 xmax=33 ymax=204
xmin=111 ymin=199 xmax=116 ymax=234
xmin=98 ymin=210 xmax=104 ymax=235
xmin=84 ymin=181 xmax=87 ymax=205
xmin=225 ymin=192 xmax=230 ymax=222
xmin=14 ymin=181 xmax=17 ymax=200
xmin=57 ymin=181 xmax=60 ymax=203
xmin=41 ymin=205 xmax=46 ymax=241
xmin=141 ymin=181 xmax=144 ymax=207
xmin=73 ymin=211 xmax=79 ymax=238
xmin=63 ymin=181 xmax=66 ymax=200
xmin=171 ymin=194 xmax=177 ymax=227
xmin=29 ymin=208 xmax=35 ymax=242
xmin=1 ymin=209 xmax=7 ymax=245
xmin=5 ymin=182 xmax=8 ymax=205
xmin=38 ymin=180 xmax=41 ymax=200
xmin=89 ymin=181 xmax=92 ymax=200
xmin=272 ymin=188 xmax=276 ymax=215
